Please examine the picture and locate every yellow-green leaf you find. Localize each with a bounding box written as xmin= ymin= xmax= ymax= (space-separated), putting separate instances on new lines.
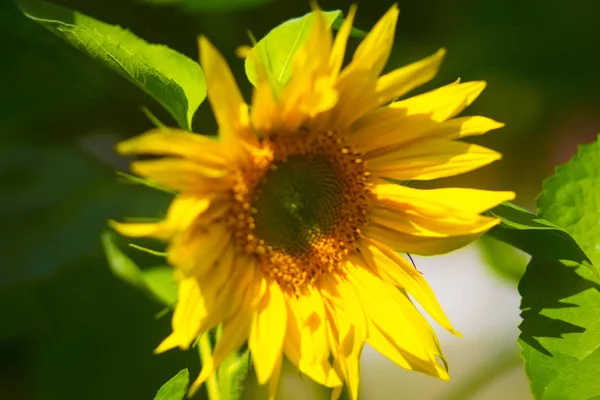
xmin=154 ymin=369 xmax=189 ymax=400
xmin=244 ymin=10 xmax=341 ymax=87
xmin=102 ymin=231 xmax=177 ymax=307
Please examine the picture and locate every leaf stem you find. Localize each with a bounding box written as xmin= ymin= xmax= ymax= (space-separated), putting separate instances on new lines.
xmin=198 ymin=332 xmax=221 ymax=400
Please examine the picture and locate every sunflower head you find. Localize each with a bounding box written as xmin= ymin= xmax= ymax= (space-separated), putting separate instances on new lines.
xmin=112 ymin=4 xmax=514 ymax=399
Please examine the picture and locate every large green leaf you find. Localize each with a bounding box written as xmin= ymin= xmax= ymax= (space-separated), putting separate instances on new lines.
xmin=20 ymin=0 xmax=206 ymax=130
xmin=244 ymin=10 xmax=341 ymax=88
xmin=154 ymin=369 xmax=189 ymax=400
xmin=519 ymin=137 xmax=600 ymax=399
xmin=485 ymin=202 xmax=595 ymax=275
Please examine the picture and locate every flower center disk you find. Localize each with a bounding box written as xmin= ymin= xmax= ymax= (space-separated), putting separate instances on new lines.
xmin=253 ymin=155 xmax=343 ymax=256
xmin=232 ymin=132 xmax=372 ymax=293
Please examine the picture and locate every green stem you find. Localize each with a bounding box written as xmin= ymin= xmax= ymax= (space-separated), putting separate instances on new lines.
xmin=440 ymin=348 xmax=523 ymax=400
xmin=198 ymin=332 xmax=221 ymax=400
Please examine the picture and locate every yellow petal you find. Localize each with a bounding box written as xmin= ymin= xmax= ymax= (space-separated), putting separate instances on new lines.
xmin=346 ymin=108 xmax=436 ymax=154
xmin=391 ymin=81 xmax=486 ymax=122
xmin=168 ymin=222 xmax=231 ymax=277
xmin=367 ymin=317 xmax=449 ymax=380
xmin=274 ymin=9 xmax=338 ymax=133
xmin=164 ymin=196 xmax=212 ymax=229
xmin=358 ymin=238 xmax=458 ymax=335
xmin=428 ymin=115 xmax=505 ymax=139
xmin=366 ymin=138 xmax=502 ymax=180
xmin=110 ymin=196 xmax=211 ymax=241
xmin=199 ymin=37 xmax=255 ymax=153
xmin=364 ymin=222 xmax=485 ymax=255
xmin=116 ymin=128 xmax=227 ymax=168
xmin=283 ymin=289 xmax=341 ymax=387
xmin=168 ymin=276 xmax=206 ymax=350
xmin=169 ymin=249 xmax=254 ymax=354
xmin=296 ymin=288 xmax=334 ymax=372
xmin=347 ymin=111 xmax=504 ymax=156
xmin=293 ymin=8 xmax=333 ymax=79
xmin=250 ymin=57 xmax=278 ymax=134
xmin=368 ymin=185 xmax=511 ymax=243
xmin=320 ymin=274 xmax=367 ymax=400
xmin=189 ymin=265 xmax=255 ymax=396
xmin=130 ymin=158 xmax=231 ymax=193
xmin=350 ymin=5 xmax=399 ymax=77
xmin=326 ymin=5 xmax=400 ymax=131
xmin=375 ymin=183 xmax=515 ymax=214
xmin=154 ymin=332 xmax=179 ymax=354
xmin=267 ymin=353 xmax=283 ymax=400
xmin=325 ymin=67 xmax=377 ymax=132
xmin=369 ymin=206 xmax=500 ymax=238
xmin=345 ymin=258 xmax=430 ymax=359
xmin=109 ymin=220 xmax=168 ymax=240
xmin=375 ymin=48 xmax=446 ymax=106
xmin=249 ymin=274 xmax=287 ymax=385
xmin=329 ymin=5 xmax=357 ymax=79
xmin=345 ymin=259 xmax=449 ymax=378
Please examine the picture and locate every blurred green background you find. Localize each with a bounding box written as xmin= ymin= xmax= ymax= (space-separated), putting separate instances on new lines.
xmin=2 ymin=0 xmax=599 ymax=399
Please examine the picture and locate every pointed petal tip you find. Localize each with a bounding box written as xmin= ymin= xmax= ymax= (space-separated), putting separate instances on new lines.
xmin=114 ymin=141 xmax=128 ymax=155
xmin=107 ymin=219 xmax=119 ymax=230
xmin=108 ymin=220 xmax=162 ymax=238
xmin=489 ymin=119 xmax=506 ymax=130
xmin=187 ymin=380 xmax=202 ymax=399
xmin=309 ymin=0 xmax=322 ymax=12
xmin=187 ymin=364 xmax=214 ymax=398
xmin=450 ymin=328 xmax=463 ymax=338
xmin=471 ymin=80 xmax=487 ymax=92
xmin=385 ymin=3 xmax=400 ymax=25
xmin=375 ymin=3 xmax=400 ymax=30
xmin=153 ymin=333 xmax=180 ymax=354
xmin=197 ymin=35 xmax=208 ymax=47
xmin=500 ymin=191 xmax=516 ymax=203
xmin=235 ymin=45 xmax=251 ymax=59
xmin=198 ymin=35 xmax=215 ymax=64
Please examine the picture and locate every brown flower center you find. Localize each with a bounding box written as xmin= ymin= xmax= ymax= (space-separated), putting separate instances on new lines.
xmin=231 ymin=131 xmax=372 ymax=293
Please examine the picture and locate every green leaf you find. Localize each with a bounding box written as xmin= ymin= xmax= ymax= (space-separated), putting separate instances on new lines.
xmin=485 ymin=202 xmax=594 ymax=273
xmin=143 ymin=266 xmax=178 ymax=306
xmin=19 ymin=0 xmax=206 ymax=130
xmin=244 ymin=10 xmax=341 ymax=88
xmin=519 ymin=136 xmax=600 ymax=399
xmin=102 ymin=231 xmax=177 ymax=306
xmin=102 ymin=231 xmax=147 ymax=290
xmin=539 ymin=137 xmax=600 ymax=271
xmin=154 ymin=369 xmax=189 ymax=400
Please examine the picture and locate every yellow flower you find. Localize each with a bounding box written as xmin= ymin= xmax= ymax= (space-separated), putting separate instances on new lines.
xmin=112 ymin=5 xmax=514 ymax=399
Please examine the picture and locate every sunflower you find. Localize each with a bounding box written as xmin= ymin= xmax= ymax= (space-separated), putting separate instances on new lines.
xmin=111 ymin=4 xmax=514 ymax=399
